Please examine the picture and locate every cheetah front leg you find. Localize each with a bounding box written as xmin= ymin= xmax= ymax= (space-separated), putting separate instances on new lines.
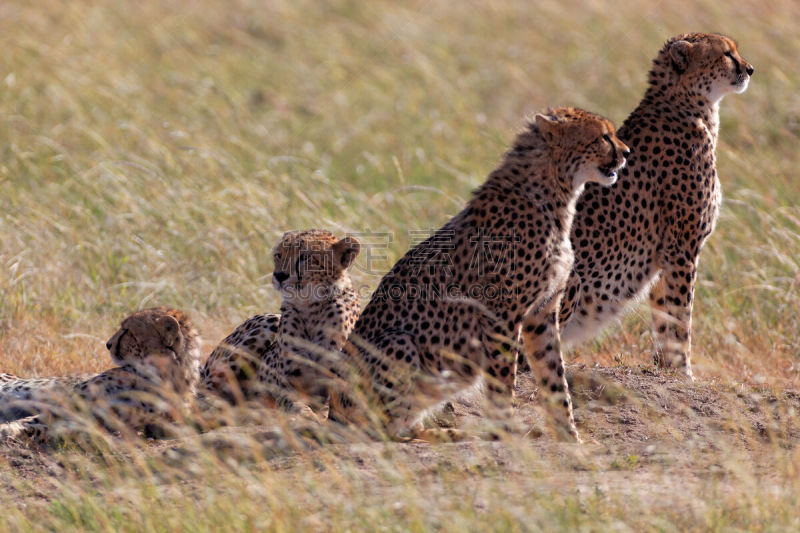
xmin=649 ymin=261 xmax=697 ymax=380
xmin=482 ymin=322 xmax=522 ymax=436
xmin=517 ymin=273 xmax=581 ymax=374
xmin=253 ymin=365 xmax=322 ymax=424
xmin=519 ymin=297 xmax=580 ymax=442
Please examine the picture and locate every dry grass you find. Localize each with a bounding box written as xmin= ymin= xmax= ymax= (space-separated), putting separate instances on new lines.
xmin=1 ymin=0 xmax=799 ymax=530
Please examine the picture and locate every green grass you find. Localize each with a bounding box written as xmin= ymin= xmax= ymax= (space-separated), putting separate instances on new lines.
xmin=1 ymin=0 xmax=799 ymax=530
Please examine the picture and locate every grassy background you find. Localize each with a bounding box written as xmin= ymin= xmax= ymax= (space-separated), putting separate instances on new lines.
xmin=1 ymin=0 xmax=799 ymax=530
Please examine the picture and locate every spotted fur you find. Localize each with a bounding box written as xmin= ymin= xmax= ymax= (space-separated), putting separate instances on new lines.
xmin=0 ymin=372 xmax=95 ymax=422
xmin=200 ymin=230 xmax=361 ymax=414
xmin=554 ymin=33 xmax=753 ymax=379
xmin=0 ymin=307 xmax=202 ymax=444
xmin=329 ymin=108 xmax=629 ymax=441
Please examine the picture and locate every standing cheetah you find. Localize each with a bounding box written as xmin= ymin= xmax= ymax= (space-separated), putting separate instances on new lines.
xmin=200 ymin=230 xmax=361 ymax=414
xmin=0 ymin=307 xmax=202 ymax=444
xmin=329 ymin=108 xmax=629 ymax=441
xmin=556 ymin=33 xmax=753 ymax=379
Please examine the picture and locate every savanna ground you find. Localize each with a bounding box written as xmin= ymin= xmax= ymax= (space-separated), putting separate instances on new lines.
xmin=1 ymin=0 xmax=799 ymax=530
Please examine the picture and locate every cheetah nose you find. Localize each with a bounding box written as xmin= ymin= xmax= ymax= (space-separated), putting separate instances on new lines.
xmin=622 ymin=148 xmax=631 ymax=158
xmin=274 ymin=271 xmax=290 ymax=283
xmin=746 ymin=65 xmax=754 ymax=76
xmin=106 ymin=341 xmax=112 ymax=350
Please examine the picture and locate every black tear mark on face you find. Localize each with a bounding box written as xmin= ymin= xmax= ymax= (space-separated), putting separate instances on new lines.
xmin=295 ymin=252 xmax=309 ymax=286
xmin=724 ymin=51 xmax=742 ymax=78
xmin=115 ymin=329 xmax=128 ymax=360
xmin=603 ymin=133 xmax=617 ymax=160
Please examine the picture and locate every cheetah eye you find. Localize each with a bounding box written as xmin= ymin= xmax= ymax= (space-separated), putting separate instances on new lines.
xmin=602 ymin=134 xmax=613 ymax=148
xmin=724 ymin=51 xmax=734 ymax=60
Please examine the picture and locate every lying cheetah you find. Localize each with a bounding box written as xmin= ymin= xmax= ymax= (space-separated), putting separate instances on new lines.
xmin=556 ymin=33 xmax=753 ymax=379
xmin=200 ymin=230 xmax=361 ymax=414
xmin=0 ymin=372 xmax=95 ymax=422
xmin=0 ymin=307 xmax=202 ymax=444
xmin=329 ymin=108 xmax=629 ymax=441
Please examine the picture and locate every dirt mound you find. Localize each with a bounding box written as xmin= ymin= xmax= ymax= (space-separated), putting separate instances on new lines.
xmin=1 ymin=365 xmax=797 ymax=515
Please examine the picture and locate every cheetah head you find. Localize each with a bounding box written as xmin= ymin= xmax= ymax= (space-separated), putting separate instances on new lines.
xmin=535 ymin=107 xmax=630 ymax=189
xmin=655 ymin=33 xmax=753 ymax=104
xmin=105 ymin=307 xmax=202 ymax=379
xmin=271 ymin=229 xmax=361 ymax=307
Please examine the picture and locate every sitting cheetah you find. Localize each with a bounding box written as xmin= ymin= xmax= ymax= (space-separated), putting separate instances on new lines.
xmin=329 ymin=108 xmax=629 ymax=441
xmin=0 ymin=307 xmax=202 ymax=444
xmin=199 ymin=314 xmax=280 ymax=405
xmin=554 ymin=33 xmax=754 ymax=379
xmin=200 ymin=230 xmax=361 ymax=414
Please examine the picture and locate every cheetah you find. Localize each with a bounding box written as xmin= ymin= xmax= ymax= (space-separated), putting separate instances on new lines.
xmin=328 ymin=108 xmax=629 ymax=441
xmin=0 ymin=372 xmax=95 ymax=422
xmin=554 ymin=33 xmax=753 ymax=379
xmin=200 ymin=229 xmax=361 ymax=415
xmin=0 ymin=307 xmax=202 ymax=444
xmin=199 ymin=313 xmax=280 ymax=405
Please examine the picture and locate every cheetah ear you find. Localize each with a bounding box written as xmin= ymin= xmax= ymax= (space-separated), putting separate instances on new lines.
xmin=669 ymin=40 xmax=692 ymax=74
xmin=534 ymin=113 xmax=560 ymax=140
xmin=333 ymin=236 xmax=361 ymax=269
xmin=155 ymin=315 xmax=182 ymax=349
